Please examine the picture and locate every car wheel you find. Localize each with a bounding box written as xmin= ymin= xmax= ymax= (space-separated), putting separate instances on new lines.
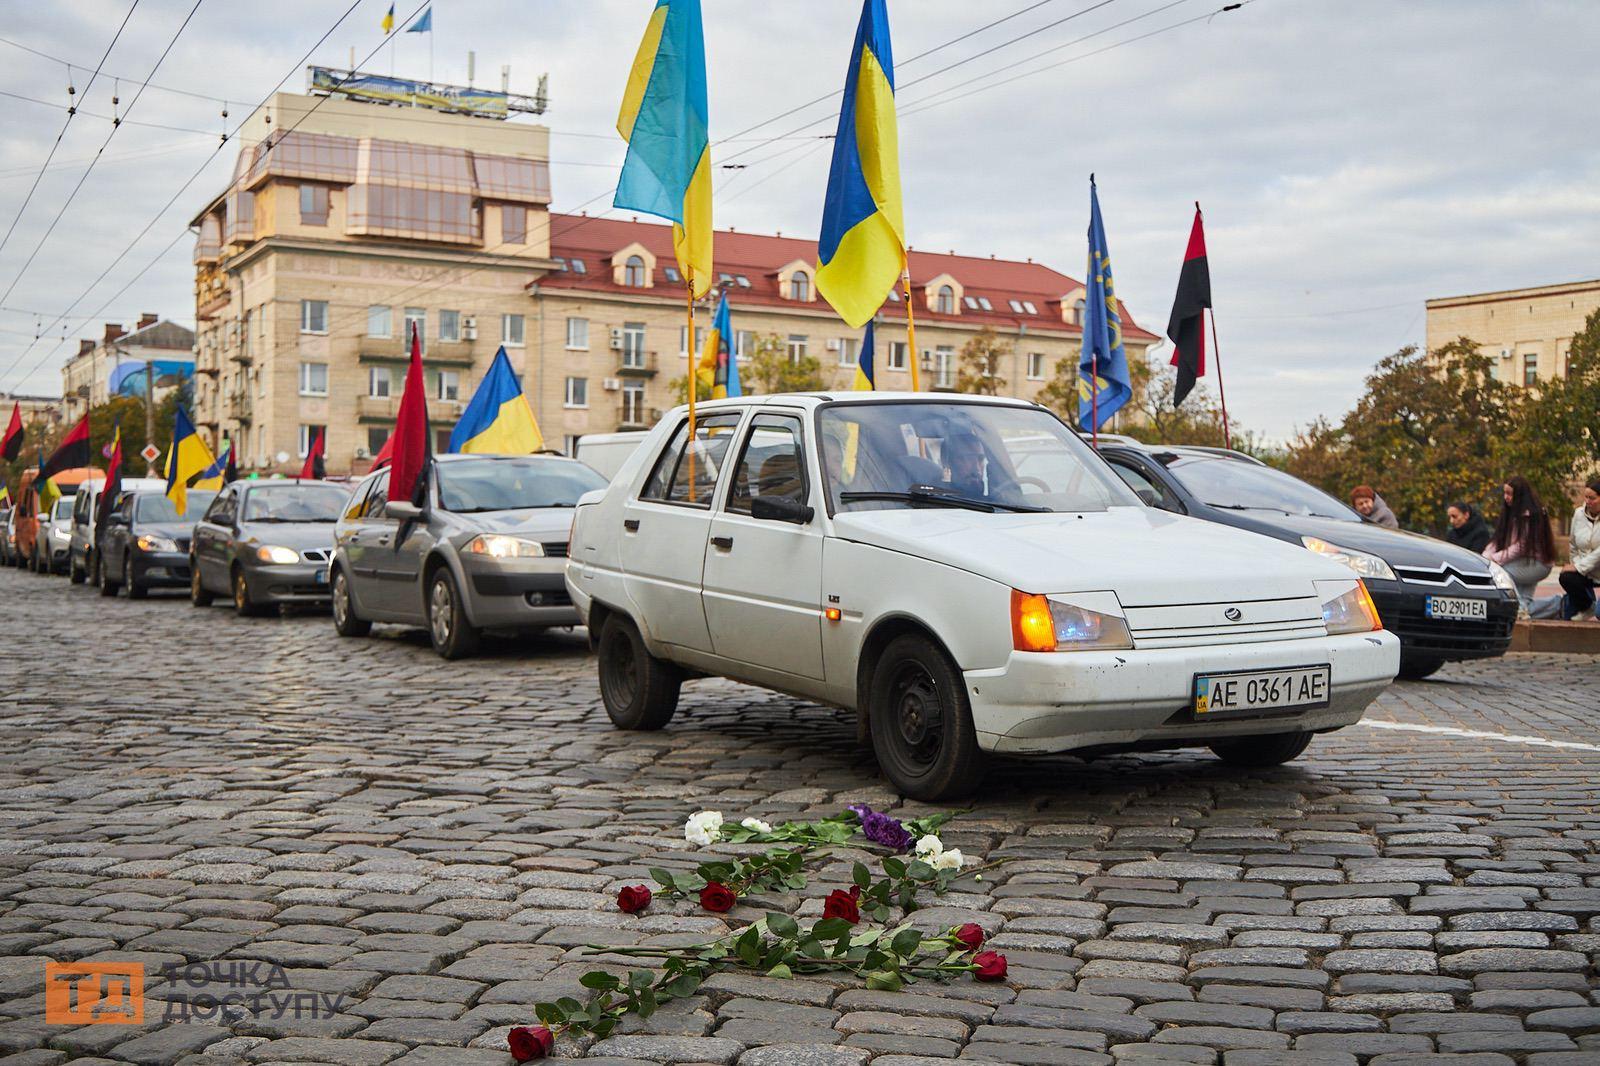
xmin=98 ymin=552 xmax=119 ymax=596
xmin=1397 ymin=655 xmax=1445 ymax=681
xmin=232 ymin=566 xmax=265 ymax=617
xmin=125 ymin=554 xmax=147 ymax=600
xmin=868 ymin=634 xmax=985 ymax=801
xmin=427 ymin=567 xmax=480 ymax=660
xmin=331 ymin=567 xmax=371 ymax=637
xmin=190 ymin=559 xmax=214 ymax=607
xmin=69 ymin=554 xmax=85 ymax=585
xmin=597 ymin=614 xmax=681 ymax=730
xmin=1210 ymin=731 xmax=1313 ymax=768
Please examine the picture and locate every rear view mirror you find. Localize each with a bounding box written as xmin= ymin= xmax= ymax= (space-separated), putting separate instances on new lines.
xmin=750 ymin=495 xmax=814 ymax=524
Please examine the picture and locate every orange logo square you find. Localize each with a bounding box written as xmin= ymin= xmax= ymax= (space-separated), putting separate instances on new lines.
xmin=44 ymin=962 xmax=144 ymax=1025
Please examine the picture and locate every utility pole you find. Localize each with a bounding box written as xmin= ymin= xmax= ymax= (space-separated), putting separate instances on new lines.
xmin=142 ymin=356 xmax=156 ymax=476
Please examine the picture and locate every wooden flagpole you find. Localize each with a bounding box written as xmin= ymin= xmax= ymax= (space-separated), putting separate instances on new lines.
xmin=902 ymin=262 xmax=920 ymax=391
xmin=1198 ymin=201 xmax=1231 ymax=450
xmin=686 ymin=270 xmax=697 ymax=501
xmin=1091 ymin=353 xmax=1100 ymax=448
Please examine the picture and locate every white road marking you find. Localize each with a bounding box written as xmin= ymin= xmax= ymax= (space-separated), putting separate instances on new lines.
xmin=1360 ymin=719 xmax=1600 ymax=753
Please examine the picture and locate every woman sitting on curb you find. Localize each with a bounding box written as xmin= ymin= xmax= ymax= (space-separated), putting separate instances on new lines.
xmin=1483 ymin=475 xmax=1556 ymax=613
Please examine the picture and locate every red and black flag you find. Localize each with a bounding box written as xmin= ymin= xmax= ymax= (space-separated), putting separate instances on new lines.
xmin=224 ymin=440 xmax=239 ymax=484
xmin=40 ymin=414 xmax=91 ymax=480
xmin=388 ymin=322 xmax=432 ymax=506
xmin=299 ymin=427 xmax=326 ymax=480
xmin=2 ymin=401 xmax=23 ymax=461
xmin=96 ymin=424 xmax=124 ymax=533
xmin=1166 ymin=205 xmax=1213 ymax=407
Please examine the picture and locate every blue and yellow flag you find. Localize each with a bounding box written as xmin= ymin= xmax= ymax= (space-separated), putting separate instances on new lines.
xmin=616 ymin=0 xmax=712 ymax=297
xmin=35 ymin=451 xmax=60 ymax=513
xmin=449 ymin=347 xmax=544 ymax=454
xmin=817 ymin=0 xmax=905 ymax=329
xmin=194 ymin=443 xmax=230 ymax=492
xmin=381 ymin=3 xmax=395 ymax=33
xmin=165 ymin=405 xmax=216 ymax=516
xmin=853 ymin=319 xmax=877 ymax=390
xmin=1078 ymin=177 xmax=1132 ymax=432
xmin=695 ymin=292 xmax=741 ymax=399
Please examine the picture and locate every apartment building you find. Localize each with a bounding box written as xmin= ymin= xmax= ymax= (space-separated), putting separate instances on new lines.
xmin=1425 ymin=278 xmax=1600 ymax=387
xmin=59 ymin=314 xmax=195 ymax=419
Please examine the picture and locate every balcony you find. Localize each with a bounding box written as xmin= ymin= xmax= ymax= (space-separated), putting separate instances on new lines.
xmin=357 ymin=394 xmax=464 ymax=423
xmin=227 ymin=391 xmax=253 ymax=424
xmin=359 ymin=337 xmax=476 ymax=367
xmin=617 ymin=350 xmax=659 ymax=378
xmin=617 ymin=401 xmax=652 ymax=430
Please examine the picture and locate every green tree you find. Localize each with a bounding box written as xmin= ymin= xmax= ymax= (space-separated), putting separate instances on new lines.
xmin=1036 ymin=349 xmax=1253 ymax=451
xmin=953 ymin=328 xmax=1010 ymax=396
xmin=668 ymin=332 xmax=825 ymax=405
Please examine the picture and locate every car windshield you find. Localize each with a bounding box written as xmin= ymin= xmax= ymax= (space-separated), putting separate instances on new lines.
xmin=1164 ymin=456 xmax=1359 ymax=520
xmin=135 ymin=492 xmax=215 ymax=523
xmin=52 ymin=498 xmax=75 ymax=520
xmin=243 ymin=484 xmax=349 ymax=522
xmin=435 ymin=457 xmax=609 ymax=513
xmin=820 ymin=401 xmax=1140 ymax=514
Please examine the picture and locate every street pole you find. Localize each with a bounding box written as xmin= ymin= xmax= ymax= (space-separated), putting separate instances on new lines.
xmin=144 ymin=360 xmax=156 ymax=475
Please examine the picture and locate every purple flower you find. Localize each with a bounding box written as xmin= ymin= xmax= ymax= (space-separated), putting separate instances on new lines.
xmin=849 ymin=804 xmax=914 ymax=852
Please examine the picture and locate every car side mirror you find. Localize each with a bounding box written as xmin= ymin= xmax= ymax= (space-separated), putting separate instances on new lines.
xmin=385 ymin=500 xmax=423 ymax=522
xmin=750 ymin=495 xmax=814 ymax=524
xmin=108 ymin=514 xmax=127 ymax=527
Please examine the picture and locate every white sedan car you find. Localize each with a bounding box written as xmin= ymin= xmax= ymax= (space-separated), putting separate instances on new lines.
xmin=566 ymin=393 xmax=1399 ymax=800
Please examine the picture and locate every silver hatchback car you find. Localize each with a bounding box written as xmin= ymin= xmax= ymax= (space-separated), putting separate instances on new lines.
xmin=331 ymin=454 xmax=608 ymax=658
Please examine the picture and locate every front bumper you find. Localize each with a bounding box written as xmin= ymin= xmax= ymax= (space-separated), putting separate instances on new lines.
xmin=244 ymin=560 xmax=331 ymax=604
xmin=132 ymin=550 xmax=191 ymax=588
xmin=966 ymin=630 xmax=1400 ymax=755
xmin=460 ymin=557 xmax=579 ymax=629
xmin=1367 ymin=584 xmax=1516 ymax=661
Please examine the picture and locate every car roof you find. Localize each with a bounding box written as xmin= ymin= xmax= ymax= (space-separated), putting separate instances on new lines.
xmin=1101 ymin=439 xmax=1265 ymax=466
xmin=672 ymin=391 xmax=1049 ymax=415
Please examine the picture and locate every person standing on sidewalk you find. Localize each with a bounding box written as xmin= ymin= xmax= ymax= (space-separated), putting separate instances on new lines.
xmin=1483 ymin=475 xmax=1557 ymax=612
xmin=1559 ymin=475 xmax=1600 ymax=620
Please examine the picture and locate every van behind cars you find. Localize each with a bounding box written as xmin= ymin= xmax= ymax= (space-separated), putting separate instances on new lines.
xmin=574 ymin=432 xmax=650 ymax=482
xmin=14 ymin=467 xmax=98 ymax=572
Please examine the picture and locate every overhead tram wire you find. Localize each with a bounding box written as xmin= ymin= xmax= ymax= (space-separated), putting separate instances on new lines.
xmin=0 ymin=0 xmax=142 ymax=261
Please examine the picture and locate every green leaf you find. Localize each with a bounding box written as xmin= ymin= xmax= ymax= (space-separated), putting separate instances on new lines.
xmin=865 ymin=969 xmax=904 ymax=991
xmin=906 ymin=860 xmax=934 ymax=880
xmin=534 ymin=1002 xmax=562 ymax=1026
xmin=891 ymin=927 xmax=923 ymax=957
xmin=580 ymin=971 xmax=621 ymax=991
xmin=664 ymin=972 xmax=703 ymax=998
xmin=556 ymin=997 xmax=585 ymax=1016
xmin=592 ymin=1016 xmax=617 ymax=1039
xmin=767 ymin=912 xmax=800 ymax=940
xmin=852 ymin=862 xmax=870 ymax=889
xmin=628 ymin=969 xmax=654 ymax=992
xmin=649 ymin=867 xmax=677 ymax=889
xmin=765 ymin=962 xmax=793 ymax=979
xmin=736 ymin=926 xmax=762 ymax=967
xmin=637 ymin=987 xmax=658 ymax=1017
xmin=811 ymin=917 xmax=852 ymax=941
xmin=882 ymin=857 xmax=906 ymax=878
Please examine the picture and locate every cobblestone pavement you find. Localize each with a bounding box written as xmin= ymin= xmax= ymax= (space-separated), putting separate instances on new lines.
xmin=0 ymin=567 xmax=1596 ymax=1066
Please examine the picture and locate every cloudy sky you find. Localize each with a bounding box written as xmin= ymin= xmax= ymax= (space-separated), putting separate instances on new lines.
xmin=1 ymin=0 xmax=1595 ymax=439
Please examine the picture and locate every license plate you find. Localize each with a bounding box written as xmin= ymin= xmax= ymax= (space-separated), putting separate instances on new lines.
xmin=1194 ymin=664 xmax=1331 ymax=718
xmin=1425 ymin=595 xmax=1485 ymax=621
xmin=314 ymin=569 xmax=328 ymax=584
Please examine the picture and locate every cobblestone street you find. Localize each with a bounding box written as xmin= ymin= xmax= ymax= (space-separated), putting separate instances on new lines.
xmin=0 ymin=567 xmax=1596 ymax=1066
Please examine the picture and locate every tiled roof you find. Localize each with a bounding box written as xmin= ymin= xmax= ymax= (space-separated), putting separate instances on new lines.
xmin=536 ymin=212 xmax=1156 ymax=341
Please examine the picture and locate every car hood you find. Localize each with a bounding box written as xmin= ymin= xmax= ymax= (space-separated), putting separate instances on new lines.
xmin=830 ymin=505 xmax=1357 ymax=605
xmin=236 ymin=520 xmax=337 ymax=550
xmin=139 ymin=521 xmax=194 ymax=543
xmin=1201 ymin=510 xmax=1495 ymax=573
xmin=448 ymin=508 xmax=575 ymax=541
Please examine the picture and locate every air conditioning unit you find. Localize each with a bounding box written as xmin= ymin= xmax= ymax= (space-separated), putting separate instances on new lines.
xmin=355 ymin=447 xmax=370 ymax=459
xmin=464 ymin=324 xmax=478 ymax=341
xmin=463 ymin=316 xmax=477 ymax=329
xmin=602 ymin=378 xmax=622 ymax=392
xmin=825 ymin=338 xmax=841 ymax=351
xmin=1500 ymin=348 xmax=1512 ymax=360
xmin=610 ymin=328 xmax=624 ymax=351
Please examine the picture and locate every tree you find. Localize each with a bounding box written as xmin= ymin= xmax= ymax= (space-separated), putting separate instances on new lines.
xmin=1036 ymin=349 xmax=1252 ymax=450
xmin=954 ymin=328 xmax=1010 ymax=396
xmin=668 ymin=332 xmax=826 ymax=405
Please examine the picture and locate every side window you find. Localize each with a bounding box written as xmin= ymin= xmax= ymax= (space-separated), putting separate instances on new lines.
xmin=73 ymin=492 xmax=90 ymax=525
xmin=364 ymin=474 xmax=392 ymax=520
xmin=119 ymin=495 xmax=136 ymax=519
xmin=343 ymin=479 xmax=374 ymax=521
xmin=1108 ymin=458 xmax=1180 ymax=513
xmin=640 ymin=413 xmax=743 ymax=506
xmin=726 ymin=415 xmax=806 ymax=514
xmin=204 ymin=490 xmax=231 ymax=524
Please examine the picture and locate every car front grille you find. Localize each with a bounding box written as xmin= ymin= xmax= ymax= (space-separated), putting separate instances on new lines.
xmin=301 ymin=548 xmax=331 ymax=563
xmin=1393 ymin=563 xmax=1497 ymax=589
xmin=1369 ymin=590 xmax=1516 ymax=654
xmin=1124 ymin=596 xmax=1326 ymax=649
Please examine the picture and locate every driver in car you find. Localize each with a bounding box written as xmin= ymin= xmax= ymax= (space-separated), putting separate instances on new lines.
xmin=943 ymin=432 xmax=988 ymax=498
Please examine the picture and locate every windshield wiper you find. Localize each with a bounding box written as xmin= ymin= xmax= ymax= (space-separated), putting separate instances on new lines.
xmin=446 ymin=503 xmax=577 ymax=514
xmin=1208 ymin=503 xmax=1294 ymax=515
xmin=840 ymin=484 xmax=1049 ymax=514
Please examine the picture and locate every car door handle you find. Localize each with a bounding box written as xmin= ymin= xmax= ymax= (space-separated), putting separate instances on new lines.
xmin=374 ymin=535 xmax=391 ymax=547
xmin=623 ymin=519 xmax=640 ymax=532
xmin=710 ymin=535 xmax=733 ymax=551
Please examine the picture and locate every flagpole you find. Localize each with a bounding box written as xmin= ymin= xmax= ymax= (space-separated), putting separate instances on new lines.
xmin=902 ymin=261 xmax=920 ymax=391
xmin=1196 ymin=201 xmax=1232 ymax=451
xmin=1091 ymin=352 xmax=1100 ymax=449
xmin=686 ymin=270 xmax=697 ymax=502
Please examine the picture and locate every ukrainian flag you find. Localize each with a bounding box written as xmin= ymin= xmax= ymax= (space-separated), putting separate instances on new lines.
xmin=615 ymin=0 xmax=712 ymax=297
xmin=194 ymin=444 xmax=230 ymax=491
xmin=696 ymin=292 xmax=740 ymax=399
xmin=448 ymin=347 xmax=544 ymax=455
xmin=853 ymin=319 xmax=877 ymax=390
xmin=817 ymin=0 xmax=905 ymax=329
xmin=165 ymin=405 xmax=216 ymax=516
xmin=381 ymin=3 xmax=395 ymax=33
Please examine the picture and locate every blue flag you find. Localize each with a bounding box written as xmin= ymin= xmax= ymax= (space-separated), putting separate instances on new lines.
xmin=406 ymin=7 xmax=432 ymax=32
xmin=853 ymin=319 xmax=876 ymax=390
xmin=1078 ymin=176 xmax=1132 ymax=432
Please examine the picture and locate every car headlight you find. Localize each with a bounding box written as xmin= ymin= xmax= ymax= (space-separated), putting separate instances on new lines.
xmin=1011 ymin=590 xmax=1134 ymax=652
xmin=464 ymin=534 xmax=545 ymax=559
xmin=256 ymin=545 xmax=301 ymax=565
xmin=1485 ymin=561 xmax=1517 ymax=594
xmin=136 ymin=534 xmax=179 ymax=553
xmin=1317 ymin=578 xmax=1383 ymax=635
xmin=51 ymin=528 xmax=70 ymax=541
xmin=1301 ymin=536 xmax=1397 ymax=581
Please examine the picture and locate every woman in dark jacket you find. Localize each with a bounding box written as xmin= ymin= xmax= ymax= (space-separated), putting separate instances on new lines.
xmin=1444 ymin=501 xmax=1491 ymax=553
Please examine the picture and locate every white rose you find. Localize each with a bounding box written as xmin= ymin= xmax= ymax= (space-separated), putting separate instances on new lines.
xmin=930 ymin=848 xmax=966 ymax=872
xmin=740 ymin=817 xmax=773 ymax=834
xmin=684 ymin=810 xmax=724 ymax=847
xmin=915 ymin=834 xmax=944 ymax=859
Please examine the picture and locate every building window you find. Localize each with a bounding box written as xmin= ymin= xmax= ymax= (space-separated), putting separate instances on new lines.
xmin=622 ymin=322 xmax=646 ymax=368
xmin=563 ymin=434 xmax=580 ymax=456
xmin=1008 ymin=299 xmax=1025 ymax=314
xmin=300 ymin=300 xmax=328 ymax=334
xmin=368 ymin=366 xmax=392 ymax=398
xmin=1073 ymin=298 xmax=1087 ymax=325
xmin=963 ymin=295 xmax=979 ymax=311
xmin=679 ymin=325 xmax=706 ymax=358
xmin=435 ymin=370 xmax=461 ymax=402
xmin=502 ymin=204 xmax=526 ymax=244
xmin=937 ymin=285 xmax=956 ymax=314
xmin=886 ymin=288 xmax=900 ymax=302
xmin=299 ymin=184 xmax=329 ymax=225
xmin=565 ymin=377 xmax=588 ymax=408
xmin=439 ymin=309 xmax=461 ymax=342
xmin=367 ymin=305 xmax=392 ymax=338
xmin=299 ymin=362 xmax=328 ymax=396
xmin=624 ymin=255 xmax=647 ymax=287
xmin=789 ymin=271 xmax=811 ymax=301
xmin=298 ymin=424 xmax=325 ymax=458
xmin=404 ymin=308 xmax=426 ymax=351
xmin=787 ymin=334 xmax=808 ymax=363
xmin=366 ymin=426 xmax=390 ymax=455
xmin=838 ymin=338 xmax=857 ymax=368
xmin=621 ymin=382 xmax=646 ymax=425
xmin=735 ymin=330 xmax=752 ymax=360
xmin=502 ymin=313 xmax=526 ymax=347
xmin=664 ymin=266 xmax=681 ymax=284
xmin=978 ymin=296 xmax=993 ymax=311
xmin=566 ymin=317 xmax=589 ymax=351
xmin=934 ymin=345 xmax=955 ymax=389
xmin=1022 ymin=300 xmax=1038 ymax=315
xmin=887 ymin=341 xmax=908 ymax=370
xmin=570 ymin=257 xmax=587 ymax=274
xmin=1523 ymin=353 xmax=1539 ymax=386
xmin=1027 ymin=352 xmax=1046 ymax=380
xmin=736 ymin=275 xmax=751 ymax=288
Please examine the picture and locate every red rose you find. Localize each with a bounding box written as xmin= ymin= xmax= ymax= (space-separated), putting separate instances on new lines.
xmin=973 ymin=950 xmax=1007 ymax=982
xmin=700 ymin=881 xmax=736 ymax=912
xmin=954 ymin=923 xmax=984 ymax=952
xmin=617 ymin=884 xmax=652 ymax=914
xmin=821 ymin=886 xmax=862 ymax=925
xmin=508 ymin=1025 xmax=554 ymax=1062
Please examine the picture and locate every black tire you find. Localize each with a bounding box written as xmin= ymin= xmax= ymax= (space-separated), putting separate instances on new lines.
xmin=867 ymin=633 xmax=985 ymax=802
xmin=98 ymin=551 xmax=119 ymax=597
xmin=597 ymin=614 xmax=681 ymax=730
xmin=426 ymin=567 xmax=480 ymax=660
xmin=190 ymin=559 xmax=214 ymax=607
xmin=125 ymin=554 xmax=147 ymax=600
xmin=69 ymin=554 xmax=85 ymax=585
xmin=1397 ymin=655 xmax=1445 ymax=681
xmin=331 ymin=566 xmax=371 ymax=637
xmin=232 ymin=566 xmax=264 ymax=617
xmin=1210 ymin=730 xmax=1314 ymax=768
